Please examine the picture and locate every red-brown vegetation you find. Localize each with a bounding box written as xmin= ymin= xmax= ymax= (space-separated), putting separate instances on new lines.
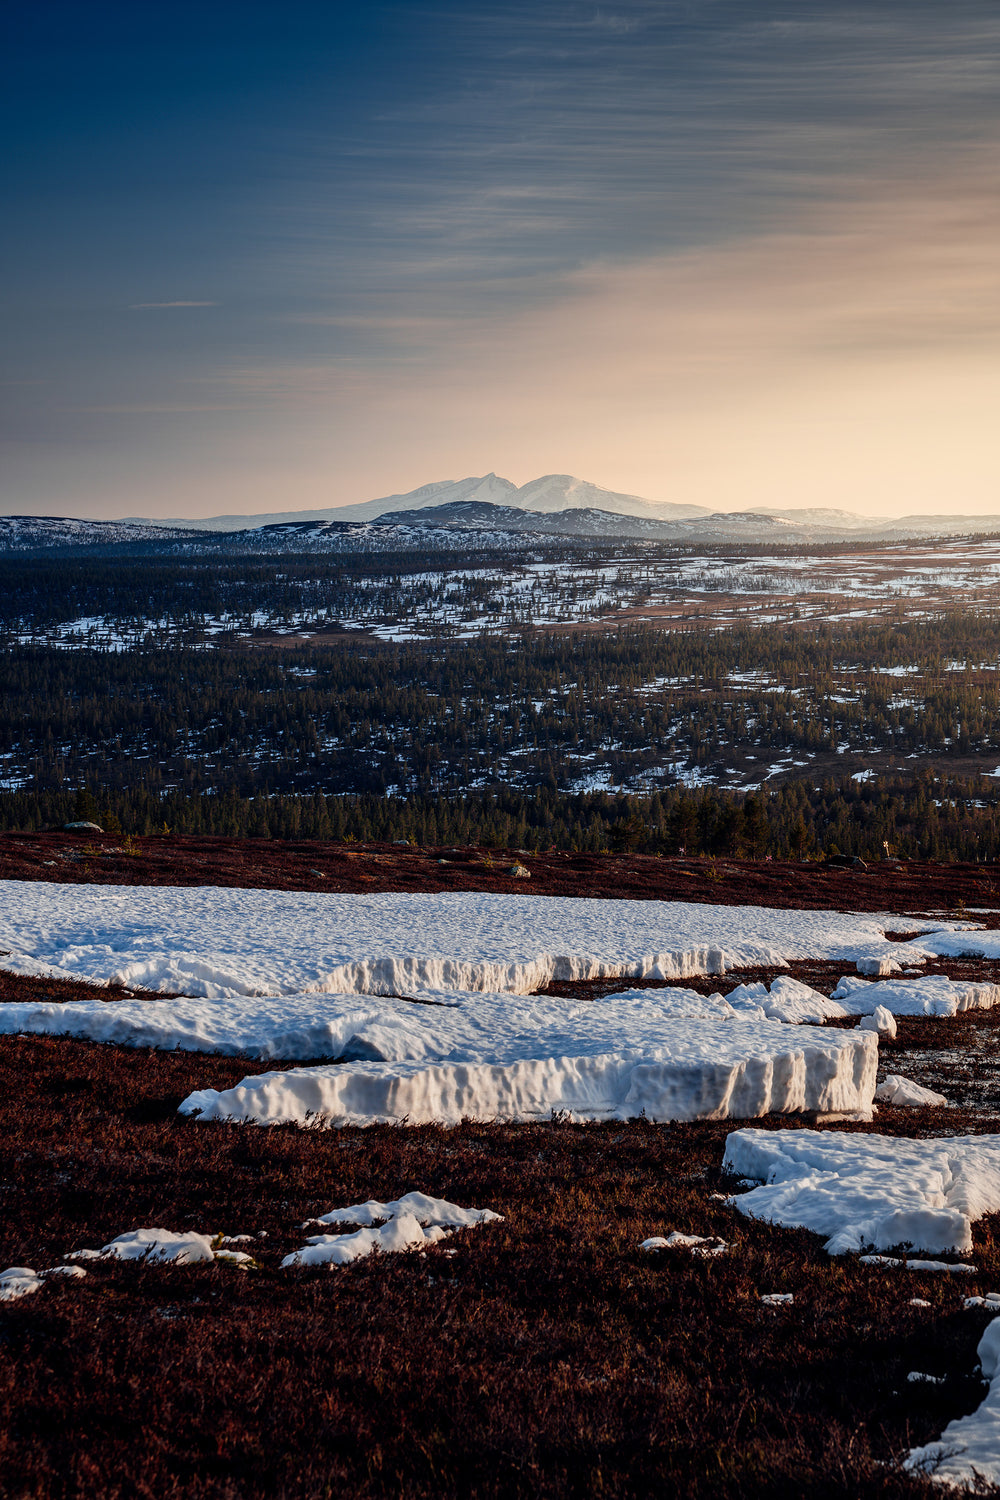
xmin=2 ymin=831 xmax=1000 ymax=916
xmin=2 ymin=846 xmax=1000 ymax=1495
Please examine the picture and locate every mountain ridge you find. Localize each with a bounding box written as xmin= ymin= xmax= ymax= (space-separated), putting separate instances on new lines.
xmin=6 ymin=473 xmax=1000 ymax=550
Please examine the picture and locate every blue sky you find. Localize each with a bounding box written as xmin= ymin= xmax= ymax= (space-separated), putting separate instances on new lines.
xmin=5 ymin=2 xmax=1000 ymax=517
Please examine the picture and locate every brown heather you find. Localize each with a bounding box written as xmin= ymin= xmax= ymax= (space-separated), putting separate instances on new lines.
xmin=2 ymin=842 xmax=1000 ymax=1495
xmin=0 ymin=1023 xmax=995 ymax=1497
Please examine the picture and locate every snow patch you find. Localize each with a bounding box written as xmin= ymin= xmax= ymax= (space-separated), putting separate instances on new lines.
xmin=0 ymin=1267 xmax=43 ymax=1302
xmin=66 ymin=1229 xmax=215 ymax=1265
xmin=639 ymin=1231 xmax=728 ymax=1256
xmin=724 ymin=1130 xmax=1000 ymax=1256
xmin=282 ymin=1192 xmax=501 ymax=1268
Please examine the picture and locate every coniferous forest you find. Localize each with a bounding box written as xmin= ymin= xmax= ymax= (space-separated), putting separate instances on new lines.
xmin=6 ymin=541 xmax=1000 ymax=858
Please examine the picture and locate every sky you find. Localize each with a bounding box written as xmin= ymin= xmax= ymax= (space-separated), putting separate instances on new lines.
xmin=4 ymin=0 xmax=1000 ymax=520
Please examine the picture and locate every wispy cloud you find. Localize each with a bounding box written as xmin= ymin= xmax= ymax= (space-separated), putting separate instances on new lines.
xmin=67 ymin=402 xmax=246 ymax=413
xmin=128 ymin=301 xmax=218 ymax=310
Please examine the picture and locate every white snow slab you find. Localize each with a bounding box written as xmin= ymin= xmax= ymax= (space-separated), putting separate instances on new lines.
xmin=179 ymin=1020 xmax=877 ymax=1127
xmin=0 ymin=986 xmax=747 ymax=1062
xmin=832 ymin=974 xmax=1000 ymax=1018
xmin=906 ymin=1317 xmax=1000 ymax=1487
xmin=724 ymin=977 xmax=850 ymax=1026
xmin=66 ymin=1228 xmax=215 ymax=1265
xmin=725 ymin=1130 xmax=1000 ymax=1256
xmin=857 ymin=957 xmax=902 ymax=977
xmin=858 ymin=1005 xmax=897 ymax=1038
xmin=875 ymin=1075 xmax=950 ymax=1108
xmin=283 ymin=1192 xmax=500 ymax=1268
xmin=0 ymin=882 xmax=956 ymax=999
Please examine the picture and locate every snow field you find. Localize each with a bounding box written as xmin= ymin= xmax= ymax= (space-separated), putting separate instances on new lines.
xmin=0 ymin=883 xmax=957 ymax=999
xmin=0 ymin=980 xmax=877 ymax=1127
xmin=0 ymin=881 xmax=992 ymax=1131
xmin=724 ymin=1130 xmax=1000 ymax=1257
xmin=0 ymin=970 xmax=986 ymax=1065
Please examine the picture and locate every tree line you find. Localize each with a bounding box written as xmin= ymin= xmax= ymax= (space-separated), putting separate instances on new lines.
xmin=2 ymin=772 xmax=999 ymax=863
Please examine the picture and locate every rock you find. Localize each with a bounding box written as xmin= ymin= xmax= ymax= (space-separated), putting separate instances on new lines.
xmin=63 ymin=821 xmax=103 ymax=833
xmin=508 ymin=863 xmax=531 ymax=878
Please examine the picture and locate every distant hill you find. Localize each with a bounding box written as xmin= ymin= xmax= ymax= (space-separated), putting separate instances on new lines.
xmin=0 ymin=515 xmax=203 ymax=551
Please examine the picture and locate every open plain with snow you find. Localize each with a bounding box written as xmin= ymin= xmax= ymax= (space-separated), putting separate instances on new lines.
xmin=6 ymin=846 xmax=1000 ymax=1495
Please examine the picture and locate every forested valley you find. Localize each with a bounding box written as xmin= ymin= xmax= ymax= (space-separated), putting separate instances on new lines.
xmin=5 ymin=539 xmax=1000 ymax=860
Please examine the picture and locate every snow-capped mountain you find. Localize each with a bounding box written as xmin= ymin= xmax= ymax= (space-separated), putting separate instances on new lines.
xmin=6 ymin=475 xmax=1000 ymax=552
xmin=119 ymin=473 xmax=709 ymax=531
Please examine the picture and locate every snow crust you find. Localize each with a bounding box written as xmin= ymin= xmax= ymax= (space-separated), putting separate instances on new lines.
xmin=725 ymin=1130 xmax=1000 ymax=1256
xmin=180 ymin=1020 xmax=876 ymax=1127
xmin=905 ymin=1317 xmax=1000 ymax=1487
xmin=832 ymin=973 xmax=1000 ymax=1018
xmin=0 ymin=882 xmax=953 ymax=999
